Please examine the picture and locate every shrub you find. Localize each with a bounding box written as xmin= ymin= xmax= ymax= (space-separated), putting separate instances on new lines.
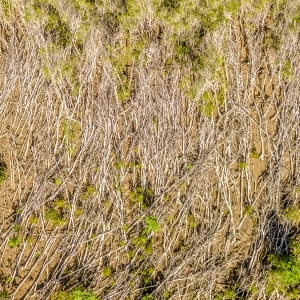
xmin=187 ymin=214 xmax=198 ymax=228
xmin=130 ymin=187 xmax=153 ymax=208
xmin=45 ymin=208 xmax=65 ymax=225
xmin=103 ymin=267 xmax=112 ymax=278
xmin=51 ymin=287 xmax=98 ymax=300
xmin=82 ymin=184 xmax=96 ymax=199
xmin=144 ymin=216 xmax=160 ymax=234
xmin=284 ymin=207 xmax=300 ymax=224
xmin=8 ymin=236 xmax=21 ymax=248
xmin=238 ymin=161 xmax=247 ymax=169
xmin=141 ymin=295 xmax=153 ymax=300
xmin=266 ymin=237 xmax=300 ymax=297
xmin=224 ymin=287 xmax=235 ymax=299
xmin=243 ymin=205 xmax=253 ymax=216
xmin=54 ymin=178 xmax=62 ymax=185
xmin=61 ymin=118 xmax=81 ymax=145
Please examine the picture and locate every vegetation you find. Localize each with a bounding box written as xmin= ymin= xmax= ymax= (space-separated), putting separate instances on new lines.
xmin=1 ymin=0 xmax=300 ymax=299
xmin=266 ymin=236 xmax=300 ymax=298
xmin=0 ymin=166 xmax=7 ymax=185
xmin=8 ymin=237 xmax=21 ymax=248
xmin=51 ymin=287 xmax=98 ymax=300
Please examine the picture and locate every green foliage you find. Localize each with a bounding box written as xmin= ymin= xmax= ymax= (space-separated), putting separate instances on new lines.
xmin=35 ymin=252 xmax=41 ymax=257
xmin=163 ymin=290 xmax=172 ymax=299
xmin=54 ymin=198 xmax=66 ymax=209
xmin=61 ymin=118 xmax=81 ymax=145
xmin=26 ymin=236 xmax=34 ymax=244
xmin=201 ymin=91 xmax=215 ymax=117
xmin=243 ymin=205 xmax=253 ymax=216
xmin=29 ymin=216 xmax=38 ymax=224
xmin=82 ymin=184 xmax=96 ymax=200
xmin=102 ymin=267 xmax=112 ymax=278
xmin=0 ymin=0 xmax=14 ymax=18
xmin=281 ymin=60 xmax=293 ymax=79
xmin=238 ymin=161 xmax=247 ymax=169
xmin=224 ymin=287 xmax=235 ymax=299
xmin=296 ymin=187 xmax=300 ymax=194
xmin=263 ymin=33 xmax=281 ymax=50
xmin=75 ymin=207 xmax=82 ymax=216
xmin=54 ymin=178 xmax=62 ymax=185
xmin=8 ymin=236 xmax=21 ymax=248
xmin=0 ymin=167 xmax=7 ymax=185
xmin=45 ymin=208 xmax=65 ymax=225
xmin=13 ymin=224 xmax=21 ymax=232
xmin=144 ymin=216 xmax=160 ymax=234
xmin=249 ymin=146 xmax=260 ymax=159
xmin=225 ymin=0 xmax=240 ymax=17
xmin=32 ymin=1 xmax=71 ymax=47
xmin=141 ymin=295 xmax=153 ymax=300
xmin=130 ymin=187 xmax=153 ymax=208
xmin=141 ymin=266 xmax=154 ymax=284
xmin=174 ymin=40 xmax=193 ymax=63
xmin=41 ymin=55 xmax=80 ymax=94
xmin=248 ymin=285 xmax=258 ymax=294
xmin=162 ymin=0 xmax=181 ymax=11
xmin=52 ymin=287 xmax=98 ymax=300
xmin=0 ymin=290 xmax=9 ymax=299
xmin=132 ymin=235 xmax=148 ymax=246
xmin=186 ymin=163 xmax=193 ymax=171
xmin=114 ymin=160 xmax=127 ymax=170
xmin=284 ymin=207 xmax=300 ymax=224
xmin=187 ymin=214 xmax=198 ymax=228
xmin=108 ymin=39 xmax=146 ymax=102
xmin=266 ymin=238 xmax=300 ymax=297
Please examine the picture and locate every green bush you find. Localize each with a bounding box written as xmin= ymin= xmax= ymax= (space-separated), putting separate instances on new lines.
xmin=284 ymin=207 xmax=300 ymax=224
xmin=144 ymin=216 xmax=160 ymax=234
xmin=243 ymin=205 xmax=253 ymax=216
xmin=45 ymin=208 xmax=66 ymax=225
xmin=8 ymin=236 xmax=21 ymax=248
xmin=266 ymin=237 xmax=300 ymax=298
xmin=52 ymin=287 xmax=98 ymax=300
xmin=36 ymin=1 xmax=72 ymax=47
xmin=102 ymin=266 xmax=112 ymax=278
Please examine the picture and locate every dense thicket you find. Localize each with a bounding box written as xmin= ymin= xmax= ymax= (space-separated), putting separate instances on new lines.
xmin=1 ymin=0 xmax=300 ymax=299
